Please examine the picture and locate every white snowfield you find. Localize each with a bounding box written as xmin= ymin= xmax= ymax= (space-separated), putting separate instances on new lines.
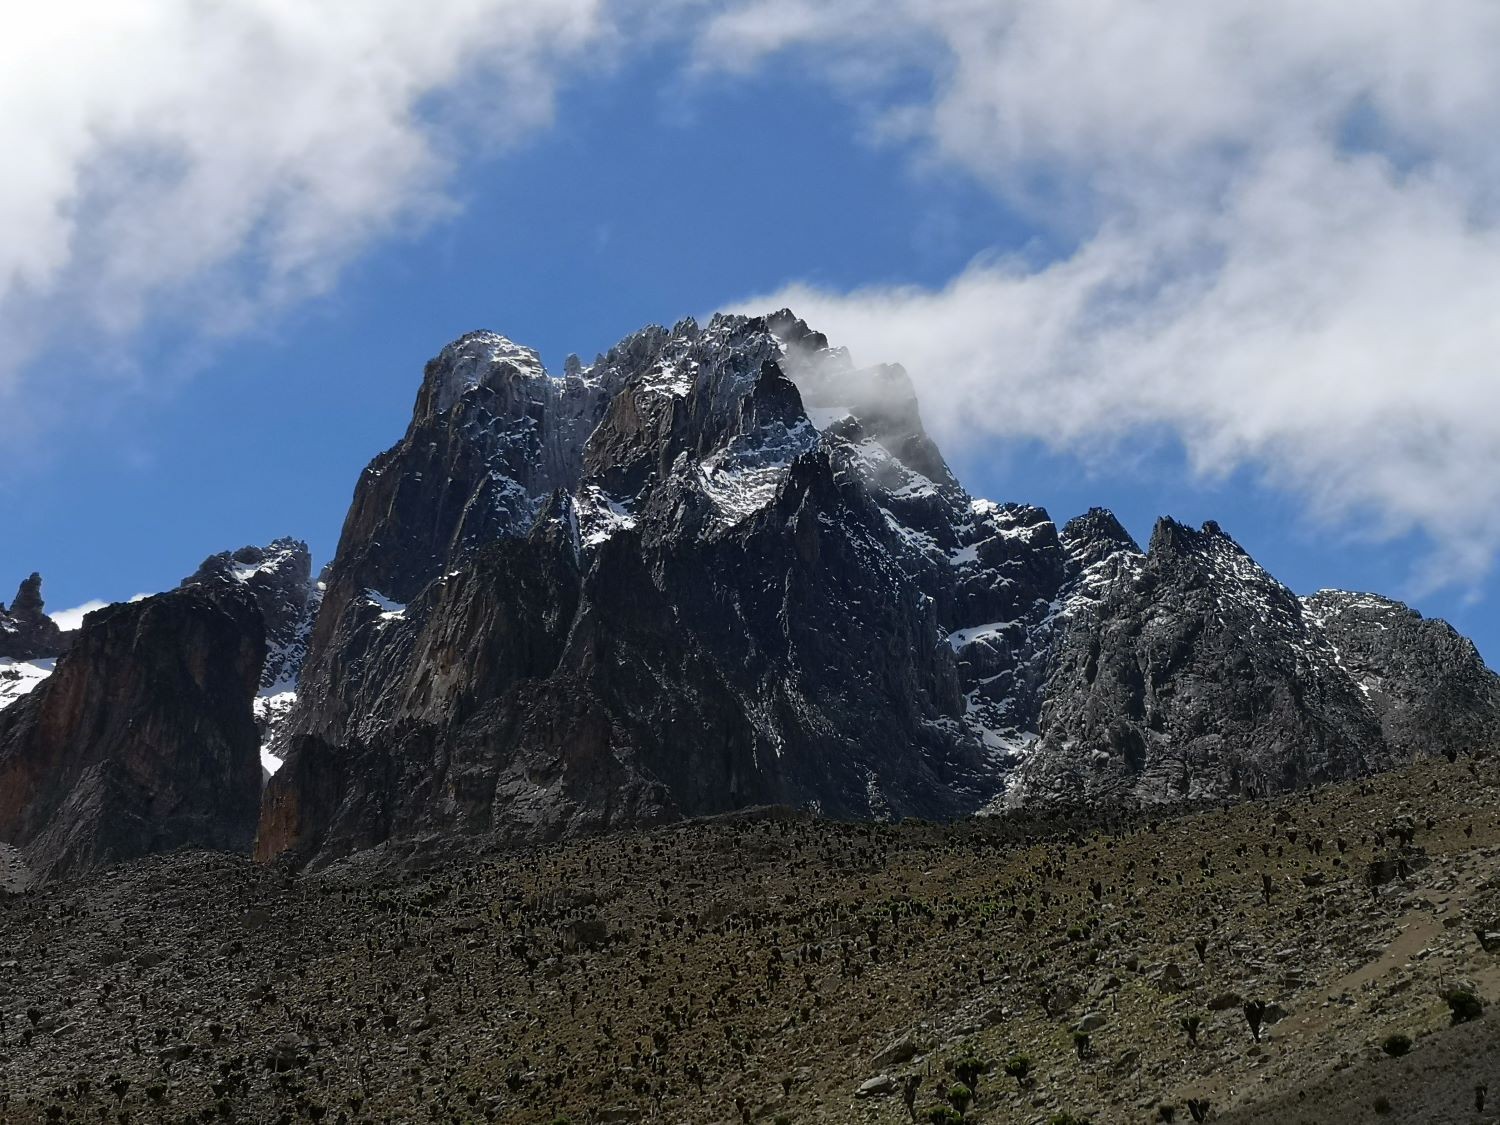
xmin=0 ymin=658 xmax=55 ymax=711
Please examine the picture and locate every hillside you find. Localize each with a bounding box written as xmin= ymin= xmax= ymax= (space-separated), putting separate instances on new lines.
xmin=3 ymin=754 xmax=1498 ymax=1123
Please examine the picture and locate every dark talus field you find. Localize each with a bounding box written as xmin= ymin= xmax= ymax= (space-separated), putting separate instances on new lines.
xmin=1 ymin=757 xmax=1499 ymax=1124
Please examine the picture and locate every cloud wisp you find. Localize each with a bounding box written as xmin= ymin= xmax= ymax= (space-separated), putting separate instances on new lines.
xmin=707 ymin=0 xmax=1500 ymax=592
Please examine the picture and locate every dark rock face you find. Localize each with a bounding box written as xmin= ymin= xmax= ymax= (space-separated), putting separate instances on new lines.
xmin=1304 ymin=590 xmax=1500 ymax=760
xmin=1012 ymin=518 xmax=1392 ymax=803
xmin=257 ymin=311 xmax=1500 ymax=864
xmin=181 ymin=539 xmax=319 ymax=779
xmin=184 ymin=538 xmax=316 ymax=691
xmin=0 ymin=573 xmax=66 ymax=660
xmin=0 ymin=581 xmax=265 ymax=880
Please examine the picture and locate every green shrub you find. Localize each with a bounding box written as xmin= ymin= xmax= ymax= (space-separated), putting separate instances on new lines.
xmin=1441 ymin=987 xmax=1484 ymax=1025
xmin=952 ymin=1053 xmax=988 ymax=1091
xmin=947 ymin=1083 xmax=972 ymax=1114
xmin=1381 ymin=1033 xmax=1412 ymax=1058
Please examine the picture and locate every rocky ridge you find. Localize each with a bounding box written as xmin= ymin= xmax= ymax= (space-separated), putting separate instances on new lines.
xmin=254 ymin=310 xmax=1500 ymax=868
xmin=1 ymin=311 xmax=1495 ymax=882
xmin=0 ymin=573 xmax=66 ymax=661
xmin=182 ymin=538 xmax=320 ymax=777
xmin=0 ymin=577 xmax=266 ymax=882
xmin=0 ymin=574 xmax=69 ymax=715
xmin=1305 ymin=589 xmax=1500 ymax=762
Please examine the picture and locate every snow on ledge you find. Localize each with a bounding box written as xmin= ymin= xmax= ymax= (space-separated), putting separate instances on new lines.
xmin=364 ymin=590 xmax=407 ymax=621
xmin=946 ymin=621 xmax=1021 ymax=649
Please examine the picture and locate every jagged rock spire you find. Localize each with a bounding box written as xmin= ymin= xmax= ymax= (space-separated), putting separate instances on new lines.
xmin=0 ymin=573 xmax=65 ymax=660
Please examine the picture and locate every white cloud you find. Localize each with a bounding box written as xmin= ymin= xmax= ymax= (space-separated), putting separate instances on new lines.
xmin=49 ymin=593 xmax=151 ymax=632
xmin=0 ymin=0 xmax=614 ymax=419
xmin=9 ymin=0 xmax=1500 ymax=594
xmin=705 ymin=0 xmax=1500 ymax=591
xmin=49 ymin=601 xmax=110 ymax=632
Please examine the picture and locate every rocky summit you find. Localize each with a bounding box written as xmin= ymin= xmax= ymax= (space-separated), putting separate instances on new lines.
xmin=245 ymin=310 xmax=1499 ymax=868
xmin=1 ymin=309 xmax=1499 ymax=1125
xmin=1 ymin=310 xmax=1498 ymax=884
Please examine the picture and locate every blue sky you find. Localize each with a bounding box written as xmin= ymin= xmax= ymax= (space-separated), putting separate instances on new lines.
xmin=1 ymin=4 xmax=1496 ymax=665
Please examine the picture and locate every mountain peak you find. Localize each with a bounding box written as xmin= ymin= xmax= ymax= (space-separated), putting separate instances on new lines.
xmin=184 ymin=538 xmax=316 ymax=694
xmin=1147 ymin=514 xmax=1251 ymax=561
xmin=1061 ymin=507 xmax=1140 ymax=568
xmin=8 ymin=573 xmax=45 ymax=618
xmin=765 ymin=307 xmax=830 ymax=352
xmin=6 ymin=309 xmax=1492 ymax=883
xmin=422 ymin=330 xmax=549 ymax=415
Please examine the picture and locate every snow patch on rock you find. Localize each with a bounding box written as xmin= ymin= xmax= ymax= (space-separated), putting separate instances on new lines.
xmin=254 ymin=690 xmax=297 ymax=777
xmin=365 ymin=590 xmax=407 ymax=621
xmin=434 ymin=332 xmax=548 ymax=413
xmin=578 ymin=486 xmax=637 ymax=547
xmin=0 ymin=658 xmax=55 ymax=712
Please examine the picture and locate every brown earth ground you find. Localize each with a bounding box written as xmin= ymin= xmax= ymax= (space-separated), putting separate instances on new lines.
xmin=2 ymin=755 xmax=1500 ymax=1124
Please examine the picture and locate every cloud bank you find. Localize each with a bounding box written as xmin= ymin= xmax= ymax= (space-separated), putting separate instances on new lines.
xmin=8 ymin=1 xmax=1500 ymax=592
xmin=707 ymin=0 xmax=1500 ymax=591
xmin=0 ymin=0 xmax=611 ymax=409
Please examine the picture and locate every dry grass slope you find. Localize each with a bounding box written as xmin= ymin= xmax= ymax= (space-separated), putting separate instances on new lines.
xmin=2 ymin=755 xmax=1500 ymax=1124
